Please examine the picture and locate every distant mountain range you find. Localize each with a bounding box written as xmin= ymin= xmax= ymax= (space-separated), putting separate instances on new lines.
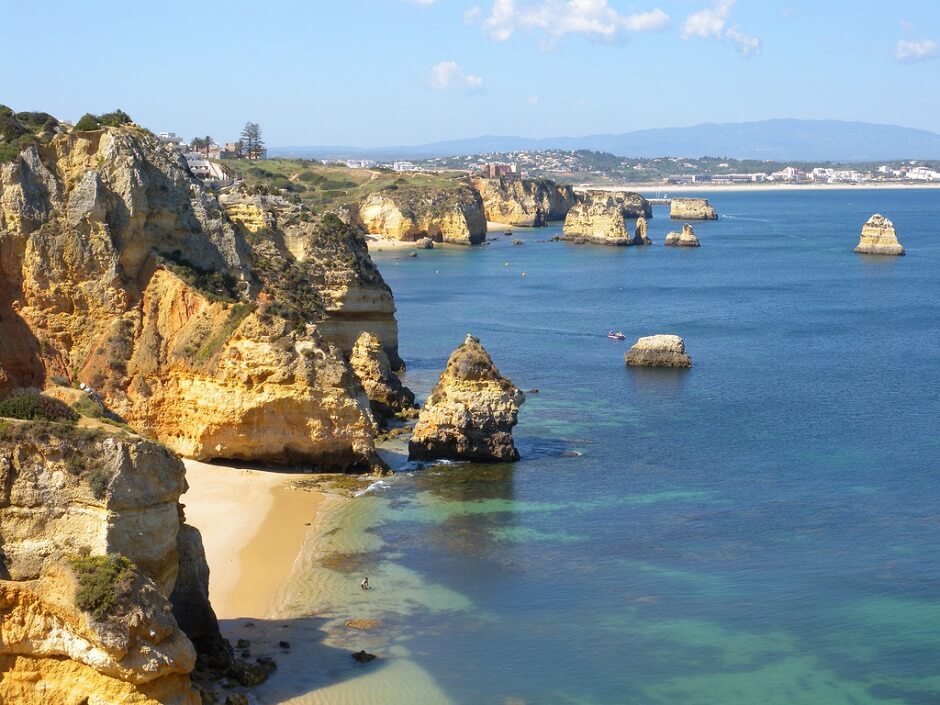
xmin=272 ymin=119 xmax=940 ymax=163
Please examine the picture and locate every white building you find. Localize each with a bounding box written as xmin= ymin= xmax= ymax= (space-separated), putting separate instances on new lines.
xmin=770 ymin=166 xmax=805 ymax=182
xmin=345 ymin=159 xmax=376 ymax=169
xmin=393 ymin=161 xmax=421 ymax=172
xmin=158 ymin=132 xmax=185 ymax=149
xmin=184 ymin=153 xmax=228 ymax=184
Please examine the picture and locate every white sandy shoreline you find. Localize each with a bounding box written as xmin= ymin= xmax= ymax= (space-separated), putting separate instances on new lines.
xmin=577 ymin=182 xmax=940 ymax=193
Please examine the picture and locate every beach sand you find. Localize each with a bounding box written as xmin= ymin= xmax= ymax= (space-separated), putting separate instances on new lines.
xmin=364 ymin=235 xmax=420 ymax=250
xmin=182 ymin=460 xmax=326 ymax=620
xmin=577 ymin=181 xmax=940 ymax=193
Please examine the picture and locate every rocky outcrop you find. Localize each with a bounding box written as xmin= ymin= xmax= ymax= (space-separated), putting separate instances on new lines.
xmin=664 ymin=223 xmax=700 ymax=247
xmin=0 ymin=421 xmax=213 ymax=704
xmin=348 ymin=331 xmax=415 ymax=419
xmin=854 ymin=214 xmax=905 ymax=256
xmin=357 ymin=185 xmax=486 ymax=245
xmin=471 ymin=177 xmax=576 ymax=226
xmin=415 ymin=237 xmax=434 ymax=249
xmin=635 ymin=216 xmax=651 ymax=245
xmin=409 ymin=335 xmax=525 ymax=462
xmin=625 ymin=335 xmax=693 ymax=368
xmin=0 ymin=125 xmax=394 ymax=470
xmin=563 ymin=192 xmax=648 ymax=246
xmin=670 ymin=197 xmax=717 ymax=220
xmin=608 ymin=191 xmax=653 ymax=218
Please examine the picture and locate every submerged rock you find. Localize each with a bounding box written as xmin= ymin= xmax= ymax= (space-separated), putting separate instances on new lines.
xmin=352 ymin=650 xmax=377 ymax=663
xmin=670 ymin=197 xmax=718 ymax=220
xmin=625 ymin=335 xmax=693 ymax=368
xmin=664 ymin=223 xmax=701 ymax=247
xmin=854 ymin=214 xmax=905 ymax=256
xmin=409 ymin=335 xmax=525 ymax=462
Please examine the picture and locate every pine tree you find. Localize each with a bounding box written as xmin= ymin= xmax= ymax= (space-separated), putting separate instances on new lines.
xmin=240 ymin=122 xmax=264 ymax=160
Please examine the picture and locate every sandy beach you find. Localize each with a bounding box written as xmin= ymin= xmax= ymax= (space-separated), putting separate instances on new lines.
xmin=364 ymin=234 xmax=421 ymax=250
xmin=182 ymin=460 xmax=326 ymax=620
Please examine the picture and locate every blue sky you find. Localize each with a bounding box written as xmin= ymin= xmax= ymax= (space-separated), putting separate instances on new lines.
xmin=3 ymin=1 xmax=939 ymax=146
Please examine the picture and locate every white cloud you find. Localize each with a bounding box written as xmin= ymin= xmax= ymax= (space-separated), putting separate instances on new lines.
xmin=429 ymin=61 xmax=484 ymax=90
xmin=681 ymin=0 xmax=761 ymax=56
xmin=680 ymin=0 xmax=733 ymax=39
xmin=483 ymin=0 xmax=670 ymax=42
xmin=465 ymin=5 xmax=482 ymax=23
xmin=725 ymin=26 xmax=760 ymax=56
xmin=896 ymin=39 xmax=937 ymax=62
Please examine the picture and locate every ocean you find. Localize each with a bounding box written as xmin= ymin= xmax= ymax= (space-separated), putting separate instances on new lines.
xmin=250 ymin=189 xmax=940 ymax=705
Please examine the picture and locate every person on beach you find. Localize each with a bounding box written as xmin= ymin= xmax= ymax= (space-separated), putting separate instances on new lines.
xmin=361 ymin=577 xmax=371 ymax=591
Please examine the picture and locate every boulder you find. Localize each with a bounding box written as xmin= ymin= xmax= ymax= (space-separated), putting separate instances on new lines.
xmin=854 ymin=214 xmax=905 ymax=256
xmin=664 ymin=223 xmax=700 ymax=247
xmin=409 ymin=335 xmax=525 ymax=462
xmin=415 ymin=237 xmax=434 ymax=249
xmin=625 ymin=335 xmax=693 ymax=368
xmin=670 ymin=197 xmax=717 ymax=220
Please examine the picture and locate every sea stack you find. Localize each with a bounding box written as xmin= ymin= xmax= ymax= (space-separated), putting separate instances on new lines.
xmin=854 ymin=214 xmax=905 ymax=256
xmin=409 ymin=335 xmax=525 ymax=462
xmin=349 ymin=331 xmax=416 ymax=419
xmin=670 ymin=197 xmax=718 ymax=220
xmin=664 ymin=223 xmax=701 ymax=247
xmin=635 ymin=216 xmax=652 ymax=245
xmin=625 ymin=335 xmax=693 ymax=368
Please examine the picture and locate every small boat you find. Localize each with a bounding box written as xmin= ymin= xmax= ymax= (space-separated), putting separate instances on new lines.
xmin=607 ymin=331 xmax=626 ymax=340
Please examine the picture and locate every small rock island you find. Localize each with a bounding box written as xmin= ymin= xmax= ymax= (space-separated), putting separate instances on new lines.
xmin=854 ymin=214 xmax=905 ymax=256
xmin=409 ymin=335 xmax=525 ymax=462
xmin=563 ymin=191 xmax=651 ymax=246
xmin=664 ymin=223 xmax=701 ymax=247
xmin=625 ymin=335 xmax=693 ymax=368
xmin=670 ymin=197 xmax=718 ymax=220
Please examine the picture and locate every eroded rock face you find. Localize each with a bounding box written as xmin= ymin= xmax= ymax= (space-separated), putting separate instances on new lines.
xmin=349 ymin=331 xmax=416 ymax=419
xmin=625 ymin=334 xmax=693 ymax=368
xmin=0 ymin=126 xmax=391 ymax=470
xmin=635 ymin=216 xmax=651 ymax=245
xmin=471 ymin=177 xmax=576 ymax=226
xmin=409 ymin=335 xmax=524 ymax=462
xmin=563 ymin=192 xmax=649 ymax=246
xmin=357 ymin=186 xmax=486 ymax=245
xmin=664 ymin=223 xmax=700 ymax=247
xmin=854 ymin=214 xmax=905 ymax=256
xmin=670 ymin=197 xmax=717 ymax=220
xmin=0 ymin=421 xmax=211 ymax=705
xmin=0 ymin=424 xmax=185 ymax=593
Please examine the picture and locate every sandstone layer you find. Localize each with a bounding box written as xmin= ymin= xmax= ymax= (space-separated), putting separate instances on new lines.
xmin=349 ymin=331 xmax=415 ymax=419
xmin=0 ymin=126 xmax=399 ymax=470
xmin=854 ymin=213 xmax=905 ymax=256
xmin=625 ymin=335 xmax=693 ymax=368
xmin=563 ymin=192 xmax=649 ymax=246
xmin=471 ymin=177 xmax=576 ymax=226
xmin=357 ymin=185 xmax=486 ymax=244
xmin=664 ymin=223 xmax=701 ymax=247
xmin=409 ymin=335 xmax=525 ymax=462
xmin=670 ymin=197 xmax=718 ymax=220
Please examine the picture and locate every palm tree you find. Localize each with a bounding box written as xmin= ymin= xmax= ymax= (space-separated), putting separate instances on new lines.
xmin=190 ymin=137 xmax=206 ymax=153
xmin=203 ymin=135 xmax=213 ymax=157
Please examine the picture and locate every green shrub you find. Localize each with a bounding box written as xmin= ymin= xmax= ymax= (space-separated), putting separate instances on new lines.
xmin=0 ymin=393 xmax=79 ymax=423
xmin=88 ymin=468 xmax=111 ymax=499
xmin=97 ymin=109 xmax=131 ymax=127
xmin=70 ymin=554 xmax=135 ymax=621
xmin=74 ymin=113 xmax=100 ymax=131
xmin=72 ymin=395 xmax=104 ymax=418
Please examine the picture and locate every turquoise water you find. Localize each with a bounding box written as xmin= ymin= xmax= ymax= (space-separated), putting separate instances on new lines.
xmin=278 ymin=189 xmax=940 ymax=704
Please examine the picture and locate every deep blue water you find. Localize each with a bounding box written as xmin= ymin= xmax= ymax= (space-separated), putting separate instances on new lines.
xmin=337 ymin=190 xmax=940 ymax=704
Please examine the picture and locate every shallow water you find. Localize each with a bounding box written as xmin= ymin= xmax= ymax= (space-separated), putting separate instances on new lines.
xmin=258 ymin=189 xmax=940 ymax=705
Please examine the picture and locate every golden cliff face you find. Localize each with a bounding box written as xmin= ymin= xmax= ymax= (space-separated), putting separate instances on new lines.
xmin=471 ymin=177 xmax=576 ymax=226
xmin=0 ymin=127 xmax=403 ymax=470
xmin=357 ymin=187 xmax=486 ymax=244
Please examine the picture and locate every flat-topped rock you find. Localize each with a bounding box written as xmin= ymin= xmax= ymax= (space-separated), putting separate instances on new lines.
xmin=664 ymin=223 xmax=700 ymax=247
xmin=409 ymin=335 xmax=525 ymax=462
xmin=854 ymin=214 xmax=905 ymax=256
xmin=625 ymin=334 xmax=692 ymax=368
xmin=670 ymin=197 xmax=717 ymax=220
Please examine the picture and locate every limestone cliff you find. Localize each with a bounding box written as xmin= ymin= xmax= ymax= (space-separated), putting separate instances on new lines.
xmin=471 ymin=177 xmax=576 ymax=226
xmin=563 ymin=192 xmax=649 ymax=246
xmin=357 ymin=183 xmax=486 ymax=244
xmin=348 ymin=331 xmax=415 ymax=420
xmin=0 ymin=125 xmax=397 ymax=470
xmin=854 ymin=213 xmax=905 ymax=256
xmin=664 ymin=223 xmax=701 ymax=247
xmin=409 ymin=335 xmax=524 ymax=462
xmin=0 ymin=421 xmax=213 ymax=704
xmin=670 ymin=197 xmax=718 ymax=220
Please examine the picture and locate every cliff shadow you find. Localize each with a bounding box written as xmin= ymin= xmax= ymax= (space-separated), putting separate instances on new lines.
xmin=210 ymin=616 xmax=390 ymax=701
xmin=0 ymin=302 xmax=45 ymax=393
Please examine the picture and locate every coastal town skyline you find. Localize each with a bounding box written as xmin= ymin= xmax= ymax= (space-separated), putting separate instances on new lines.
xmin=4 ymin=1 xmax=939 ymax=146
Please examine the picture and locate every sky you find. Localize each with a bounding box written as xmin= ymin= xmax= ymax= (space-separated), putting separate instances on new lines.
xmin=3 ymin=1 xmax=939 ymax=147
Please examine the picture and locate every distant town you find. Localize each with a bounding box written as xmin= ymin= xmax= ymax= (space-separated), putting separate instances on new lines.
xmin=159 ymin=129 xmax=940 ymax=190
